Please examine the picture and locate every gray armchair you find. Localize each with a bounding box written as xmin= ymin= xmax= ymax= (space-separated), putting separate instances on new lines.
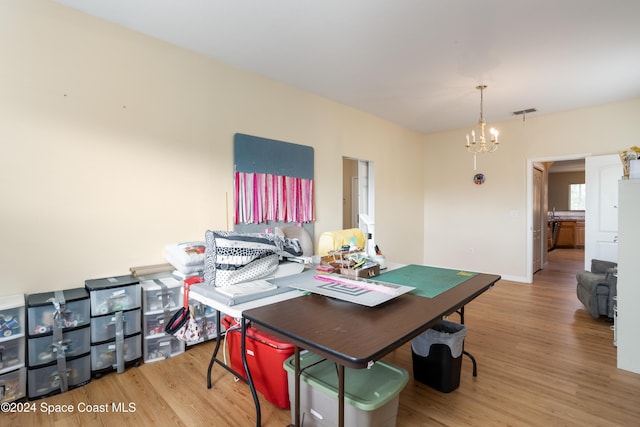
xmin=576 ymin=259 xmax=617 ymax=319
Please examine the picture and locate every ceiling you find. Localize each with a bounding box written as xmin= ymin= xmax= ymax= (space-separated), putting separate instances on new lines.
xmin=53 ymin=0 xmax=640 ymax=134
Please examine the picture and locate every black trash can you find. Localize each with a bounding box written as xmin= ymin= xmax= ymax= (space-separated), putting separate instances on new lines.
xmin=411 ymin=319 xmax=466 ymax=393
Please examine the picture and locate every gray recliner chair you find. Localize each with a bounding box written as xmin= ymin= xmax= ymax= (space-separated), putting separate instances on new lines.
xmin=576 ymin=259 xmax=617 ymax=319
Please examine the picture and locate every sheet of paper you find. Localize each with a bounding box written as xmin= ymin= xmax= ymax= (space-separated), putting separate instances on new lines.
xmin=268 ymin=269 xmax=415 ymax=307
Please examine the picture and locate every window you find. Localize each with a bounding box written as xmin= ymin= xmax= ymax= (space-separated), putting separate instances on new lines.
xmin=569 ymin=183 xmax=586 ymax=210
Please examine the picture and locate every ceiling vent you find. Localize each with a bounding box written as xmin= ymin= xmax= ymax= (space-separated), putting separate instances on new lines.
xmin=512 ymin=108 xmax=537 ymax=122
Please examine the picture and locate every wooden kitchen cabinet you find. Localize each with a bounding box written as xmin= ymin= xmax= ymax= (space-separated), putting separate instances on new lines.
xmin=556 ymin=221 xmax=577 ymax=248
xmin=576 ymin=221 xmax=585 ymax=247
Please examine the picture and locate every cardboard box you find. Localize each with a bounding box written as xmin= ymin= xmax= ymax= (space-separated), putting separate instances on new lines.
xmin=340 ymin=264 xmax=380 ymax=279
xmin=320 ymin=251 xmax=380 ymax=278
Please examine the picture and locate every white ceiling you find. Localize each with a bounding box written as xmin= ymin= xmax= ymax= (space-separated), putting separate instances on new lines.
xmin=53 ymin=0 xmax=640 ymax=134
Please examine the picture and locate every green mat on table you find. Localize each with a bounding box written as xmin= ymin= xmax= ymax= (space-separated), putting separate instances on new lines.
xmin=374 ymin=264 xmax=477 ymax=298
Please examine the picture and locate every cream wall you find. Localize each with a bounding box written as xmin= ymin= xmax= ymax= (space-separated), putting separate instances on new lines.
xmin=0 ymin=0 xmax=424 ymax=295
xmin=424 ymin=97 xmax=640 ymax=281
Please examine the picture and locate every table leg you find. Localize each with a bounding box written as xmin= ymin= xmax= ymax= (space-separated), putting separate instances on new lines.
xmin=293 ymin=346 xmax=300 ymax=427
xmin=457 ymin=306 xmax=479 ymax=376
xmin=241 ymin=317 xmax=261 ymax=427
xmin=206 ymin=313 xmax=261 ymax=426
xmin=206 ymin=309 xmax=223 ymax=388
xmin=338 ymin=364 xmax=345 ymax=427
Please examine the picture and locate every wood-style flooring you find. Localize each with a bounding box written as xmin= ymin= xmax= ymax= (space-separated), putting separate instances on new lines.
xmin=7 ymin=249 xmax=640 ymax=426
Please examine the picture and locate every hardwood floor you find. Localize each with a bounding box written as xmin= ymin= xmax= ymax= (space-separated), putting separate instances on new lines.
xmin=8 ymin=249 xmax=640 ymax=426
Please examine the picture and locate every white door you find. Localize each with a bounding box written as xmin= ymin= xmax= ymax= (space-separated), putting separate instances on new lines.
xmin=585 ymin=154 xmax=621 ymax=270
xmin=351 ymin=176 xmax=359 ymax=228
xmin=532 ymin=167 xmax=543 ymax=273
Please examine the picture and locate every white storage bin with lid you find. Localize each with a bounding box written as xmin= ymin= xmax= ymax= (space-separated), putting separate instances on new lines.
xmin=284 ymin=351 xmax=409 ymax=427
xmin=90 ymin=309 xmax=141 ymax=343
xmin=27 ymin=288 xmax=90 ymax=337
xmin=28 ymin=327 xmax=90 ymax=367
xmin=85 ymin=275 xmax=141 ymax=315
xmin=0 ymin=366 xmax=26 ymax=403
xmin=0 ymin=294 xmax=25 ymax=339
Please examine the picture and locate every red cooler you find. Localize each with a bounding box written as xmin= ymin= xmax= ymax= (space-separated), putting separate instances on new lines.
xmin=222 ymin=316 xmax=295 ymax=409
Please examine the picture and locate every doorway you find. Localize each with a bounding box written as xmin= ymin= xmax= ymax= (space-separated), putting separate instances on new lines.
xmin=529 ymin=155 xmax=587 ymax=281
xmin=342 ymin=157 xmax=375 ymax=240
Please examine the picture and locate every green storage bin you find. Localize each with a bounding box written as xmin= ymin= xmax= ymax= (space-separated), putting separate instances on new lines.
xmin=284 ymin=351 xmax=408 ymax=426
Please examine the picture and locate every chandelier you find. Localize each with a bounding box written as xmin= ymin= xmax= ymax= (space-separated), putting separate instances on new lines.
xmin=465 ymin=85 xmax=500 ymax=156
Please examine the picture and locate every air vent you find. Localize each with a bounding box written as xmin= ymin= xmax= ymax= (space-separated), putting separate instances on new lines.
xmin=512 ymin=108 xmax=537 ymax=122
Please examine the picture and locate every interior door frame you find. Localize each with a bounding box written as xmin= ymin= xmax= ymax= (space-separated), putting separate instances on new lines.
xmin=343 ymin=156 xmax=375 ymax=235
xmin=526 ymin=153 xmax=590 ymax=283
xmin=532 ymin=165 xmax=544 ymax=274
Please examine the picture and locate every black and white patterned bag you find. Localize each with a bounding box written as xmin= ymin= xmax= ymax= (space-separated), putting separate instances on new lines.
xmin=203 ymin=230 xmax=302 ymax=287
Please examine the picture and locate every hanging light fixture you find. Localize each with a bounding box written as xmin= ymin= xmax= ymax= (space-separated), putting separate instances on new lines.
xmin=465 ymin=85 xmax=500 ymax=155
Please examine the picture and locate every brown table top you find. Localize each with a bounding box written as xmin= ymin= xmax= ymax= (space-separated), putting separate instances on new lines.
xmin=243 ymin=272 xmax=500 ymax=369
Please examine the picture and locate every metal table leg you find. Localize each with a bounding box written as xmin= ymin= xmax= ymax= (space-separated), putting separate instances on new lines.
xmin=338 ymin=364 xmax=345 ymax=427
xmin=206 ymin=309 xmax=223 ymax=388
xmin=206 ymin=312 xmax=261 ymax=426
xmin=241 ymin=317 xmax=261 ymax=427
xmin=457 ymin=306 xmax=478 ymax=377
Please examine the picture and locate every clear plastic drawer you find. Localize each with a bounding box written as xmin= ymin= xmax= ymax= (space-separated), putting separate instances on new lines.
xmin=141 ymin=277 xmax=182 ymax=313
xmin=85 ymin=275 xmax=140 ymax=316
xmin=144 ymin=334 xmax=184 ymax=362
xmin=27 ymin=289 xmax=90 ymax=337
xmin=27 ymin=354 xmax=90 ymax=399
xmin=143 ymin=310 xmax=179 ymax=337
xmin=0 ymin=366 xmax=26 ymax=403
xmin=0 ymin=336 xmax=25 ymax=374
xmin=91 ymin=334 xmax=141 ymax=371
xmin=187 ymin=313 xmax=220 ymax=345
xmin=90 ymin=309 xmax=141 ymax=343
xmin=28 ymin=327 xmax=90 ymax=367
xmin=89 ymin=285 xmax=141 ymax=315
xmin=0 ymin=294 xmax=25 ymax=339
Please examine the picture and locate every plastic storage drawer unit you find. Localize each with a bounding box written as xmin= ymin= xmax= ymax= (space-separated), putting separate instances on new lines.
xmin=284 ymin=351 xmax=409 ymax=427
xmin=85 ymin=275 xmax=142 ymax=376
xmin=0 ymin=294 xmax=27 ymax=403
xmin=140 ymin=275 xmax=184 ymax=362
xmin=26 ymin=288 xmax=91 ymax=399
xmin=222 ymin=316 xmax=295 ymax=409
